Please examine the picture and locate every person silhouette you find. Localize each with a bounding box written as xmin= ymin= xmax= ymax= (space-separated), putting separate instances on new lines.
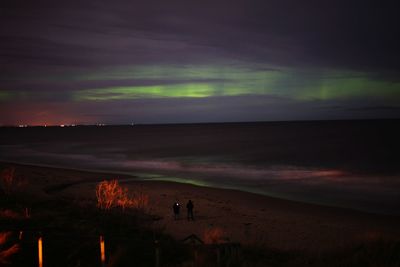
xmin=186 ymin=200 xmax=194 ymax=221
xmin=173 ymin=201 xmax=180 ymax=220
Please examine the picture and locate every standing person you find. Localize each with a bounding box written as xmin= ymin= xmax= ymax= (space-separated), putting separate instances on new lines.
xmin=186 ymin=200 xmax=194 ymax=221
xmin=173 ymin=201 xmax=180 ymax=220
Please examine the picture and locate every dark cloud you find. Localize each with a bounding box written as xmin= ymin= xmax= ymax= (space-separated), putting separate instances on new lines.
xmin=2 ymin=0 xmax=400 ymax=71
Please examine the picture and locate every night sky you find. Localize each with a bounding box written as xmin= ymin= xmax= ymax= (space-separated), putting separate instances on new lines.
xmin=1 ymin=0 xmax=400 ymax=125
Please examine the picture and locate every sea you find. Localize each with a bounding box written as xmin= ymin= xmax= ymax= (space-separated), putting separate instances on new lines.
xmin=1 ymin=120 xmax=399 ymax=215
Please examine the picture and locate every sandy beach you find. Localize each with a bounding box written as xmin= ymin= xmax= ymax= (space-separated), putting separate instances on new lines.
xmin=3 ymin=162 xmax=400 ymax=254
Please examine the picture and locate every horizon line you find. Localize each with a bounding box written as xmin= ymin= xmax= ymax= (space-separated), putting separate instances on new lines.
xmin=1 ymin=117 xmax=399 ymax=128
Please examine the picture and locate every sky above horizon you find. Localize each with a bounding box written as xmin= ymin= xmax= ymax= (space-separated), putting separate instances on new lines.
xmin=1 ymin=0 xmax=400 ymax=125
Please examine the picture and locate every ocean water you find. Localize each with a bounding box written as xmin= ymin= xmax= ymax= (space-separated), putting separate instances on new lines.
xmin=0 ymin=120 xmax=399 ymax=215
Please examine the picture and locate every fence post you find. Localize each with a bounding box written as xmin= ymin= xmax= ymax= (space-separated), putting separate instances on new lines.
xmin=100 ymin=235 xmax=106 ymax=267
xmin=216 ymin=245 xmax=220 ymax=267
xmin=38 ymin=236 xmax=43 ymax=267
xmin=155 ymin=239 xmax=160 ymax=267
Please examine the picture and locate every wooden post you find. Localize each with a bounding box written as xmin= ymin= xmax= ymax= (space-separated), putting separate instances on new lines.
xmin=154 ymin=240 xmax=160 ymax=267
xmin=38 ymin=236 xmax=43 ymax=267
xmin=194 ymin=247 xmax=198 ymax=267
xmin=100 ymin=235 xmax=106 ymax=267
xmin=216 ymin=245 xmax=220 ymax=267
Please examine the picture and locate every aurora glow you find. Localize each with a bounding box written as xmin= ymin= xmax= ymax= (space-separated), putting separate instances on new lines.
xmin=1 ymin=1 xmax=400 ymax=125
xmin=75 ymin=67 xmax=400 ymax=101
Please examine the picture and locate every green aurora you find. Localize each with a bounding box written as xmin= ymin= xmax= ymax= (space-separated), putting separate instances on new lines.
xmin=2 ymin=65 xmax=400 ymax=103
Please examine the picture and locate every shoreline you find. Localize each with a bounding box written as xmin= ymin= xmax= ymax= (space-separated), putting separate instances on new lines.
xmin=2 ymin=160 xmax=399 ymax=217
xmin=2 ymin=161 xmax=400 ymax=252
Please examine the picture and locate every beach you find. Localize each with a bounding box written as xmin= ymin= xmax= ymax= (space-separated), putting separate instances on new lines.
xmin=3 ymin=162 xmax=400 ymax=253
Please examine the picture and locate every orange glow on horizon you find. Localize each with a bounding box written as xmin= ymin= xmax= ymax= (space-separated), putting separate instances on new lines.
xmin=0 ymin=102 xmax=96 ymax=126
